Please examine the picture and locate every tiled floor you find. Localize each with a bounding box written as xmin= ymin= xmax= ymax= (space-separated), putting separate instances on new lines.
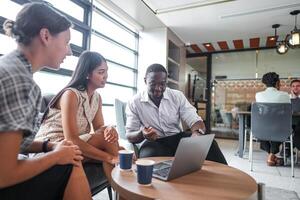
xmin=93 ymin=138 xmax=300 ymax=200
xmin=218 ymin=139 xmax=300 ymax=197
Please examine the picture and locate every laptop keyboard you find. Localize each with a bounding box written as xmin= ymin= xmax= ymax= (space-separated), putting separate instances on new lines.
xmin=153 ymin=167 xmax=170 ymax=178
xmin=153 ymin=160 xmax=173 ymax=178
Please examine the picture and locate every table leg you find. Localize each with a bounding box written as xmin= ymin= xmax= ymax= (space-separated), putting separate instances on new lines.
xmin=113 ymin=190 xmax=118 ymax=200
xmin=114 ymin=192 xmax=127 ymax=200
xmin=238 ymin=114 xmax=245 ymax=158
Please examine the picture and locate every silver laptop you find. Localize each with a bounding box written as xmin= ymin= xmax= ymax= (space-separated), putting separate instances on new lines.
xmin=152 ymin=134 xmax=215 ymax=181
xmin=291 ymin=98 xmax=300 ymax=112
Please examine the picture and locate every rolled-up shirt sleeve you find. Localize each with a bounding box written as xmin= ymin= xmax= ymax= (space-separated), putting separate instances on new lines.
xmin=178 ymin=91 xmax=202 ymax=128
xmin=125 ymin=100 xmax=143 ymax=136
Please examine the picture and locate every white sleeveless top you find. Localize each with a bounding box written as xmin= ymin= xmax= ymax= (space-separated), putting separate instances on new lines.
xmin=35 ymin=88 xmax=100 ymax=142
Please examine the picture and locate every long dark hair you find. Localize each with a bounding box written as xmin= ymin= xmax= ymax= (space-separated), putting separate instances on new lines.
xmin=42 ymin=51 xmax=106 ymax=122
xmin=3 ymin=2 xmax=71 ymax=46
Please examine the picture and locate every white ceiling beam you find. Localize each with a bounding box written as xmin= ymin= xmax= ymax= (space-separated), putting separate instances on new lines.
xmin=155 ymin=0 xmax=236 ymax=14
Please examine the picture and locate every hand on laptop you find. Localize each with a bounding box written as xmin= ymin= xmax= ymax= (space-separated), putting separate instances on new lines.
xmin=142 ymin=127 xmax=159 ymax=141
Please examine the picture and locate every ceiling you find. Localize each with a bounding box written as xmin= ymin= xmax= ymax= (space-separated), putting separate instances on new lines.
xmin=141 ymin=0 xmax=300 ymax=54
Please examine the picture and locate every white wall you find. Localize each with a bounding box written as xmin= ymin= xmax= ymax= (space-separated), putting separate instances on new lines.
xmin=212 ymin=48 xmax=300 ymax=80
xmin=137 ymin=27 xmax=188 ymax=93
xmin=101 ymin=0 xmax=187 ymax=93
xmin=212 ymin=51 xmax=256 ymax=79
xmin=137 ymin=28 xmax=168 ymax=90
xmin=257 ymin=48 xmax=300 ymax=78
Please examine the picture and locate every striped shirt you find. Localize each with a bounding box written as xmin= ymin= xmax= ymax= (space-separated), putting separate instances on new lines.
xmin=126 ymin=88 xmax=202 ymax=138
xmin=0 ymin=50 xmax=42 ymax=153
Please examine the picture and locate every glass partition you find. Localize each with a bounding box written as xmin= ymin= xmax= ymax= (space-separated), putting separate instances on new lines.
xmin=210 ymin=48 xmax=300 ymax=138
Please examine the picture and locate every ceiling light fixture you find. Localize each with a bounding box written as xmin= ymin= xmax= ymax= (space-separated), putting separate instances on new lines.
xmin=272 ymin=24 xmax=288 ymax=55
xmin=272 ymin=10 xmax=300 ymax=55
xmin=287 ymin=10 xmax=300 ymax=48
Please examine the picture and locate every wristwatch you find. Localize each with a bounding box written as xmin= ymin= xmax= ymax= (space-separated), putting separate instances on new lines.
xmin=42 ymin=139 xmax=50 ymax=152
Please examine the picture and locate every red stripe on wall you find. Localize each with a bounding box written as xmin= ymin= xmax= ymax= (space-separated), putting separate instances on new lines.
xmin=191 ymin=44 xmax=202 ymax=53
xmin=233 ymin=40 xmax=244 ymax=49
xmin=217 ymin=41 xmax=229 ymax=50
xmin=266 ymin=36 xmax=278 ymax=47
xmin=250 ymin=38 xmax=260 ymax=48
xmin=203 ymin=43 xmax=215 ymax=52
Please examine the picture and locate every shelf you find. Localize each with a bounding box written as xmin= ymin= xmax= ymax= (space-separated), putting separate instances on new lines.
xmin=166 ymin=37 xmax=181 ymax=91
xmin=167 ymin=78 xmax=179 ymax=84
xmin=167 ymin=59 xmax=179 ymax=81
xmin=168 ymin=57 xmax=180 ymax=66
xmin=168 ymin=40 xmax=180 ymax=63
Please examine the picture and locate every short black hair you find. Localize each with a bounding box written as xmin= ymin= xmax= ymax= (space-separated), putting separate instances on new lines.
xmin=261 ymin=72 xmax=279 ymax=87
xmin=290 ymin=79 xmax=300 ymax=86
xmin=145 ymin=63 xmax=167 ymax=77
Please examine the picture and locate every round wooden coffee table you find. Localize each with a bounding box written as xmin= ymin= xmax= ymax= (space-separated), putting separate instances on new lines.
xmin=111 ymin=157 xmax=257 ymax=200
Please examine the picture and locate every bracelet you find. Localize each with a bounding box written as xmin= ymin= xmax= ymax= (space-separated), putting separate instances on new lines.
xmin=42 ymin=139 xmax=50 ymax=152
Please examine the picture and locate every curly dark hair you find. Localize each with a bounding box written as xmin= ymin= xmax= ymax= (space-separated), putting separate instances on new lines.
xmin=261 ymin=72 xmax=280 ymax=87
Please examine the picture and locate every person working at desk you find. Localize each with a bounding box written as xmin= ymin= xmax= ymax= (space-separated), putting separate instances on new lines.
xmin=256 ymin=72 xmax=290 ymax=166
xmin=290 ymin=79 xmax=300 ymax=99
xmin=125 ymin=63 xmax=227 ymax=164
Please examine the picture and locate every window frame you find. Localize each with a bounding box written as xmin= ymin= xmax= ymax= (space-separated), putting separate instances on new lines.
xmin=1 ymin=0 xmax=139 ymax=125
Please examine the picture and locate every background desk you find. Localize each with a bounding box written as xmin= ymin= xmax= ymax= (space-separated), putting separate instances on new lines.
xmin=111 ymin=157 xmax=257 ymax=200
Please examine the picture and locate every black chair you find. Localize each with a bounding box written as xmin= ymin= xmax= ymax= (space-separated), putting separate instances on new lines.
xmin=41 ymin=94 xmax=112 ymax=198
xmin=249 ymin=102 xmax=294 ymax=177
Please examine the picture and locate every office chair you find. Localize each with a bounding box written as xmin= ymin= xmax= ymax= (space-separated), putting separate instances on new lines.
xmin=249 ymin=102 xmax=294 ymax=177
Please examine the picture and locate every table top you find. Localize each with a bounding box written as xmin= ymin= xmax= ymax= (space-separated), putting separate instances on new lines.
xmin=111 ymin=157 xmax=257 ymax=200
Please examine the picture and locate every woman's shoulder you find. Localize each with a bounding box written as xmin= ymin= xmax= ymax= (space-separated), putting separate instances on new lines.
xmin=60 ymin=88 xmax=82 ymax=104
xmin=93 ymin=91 xmax=101 ymax=105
